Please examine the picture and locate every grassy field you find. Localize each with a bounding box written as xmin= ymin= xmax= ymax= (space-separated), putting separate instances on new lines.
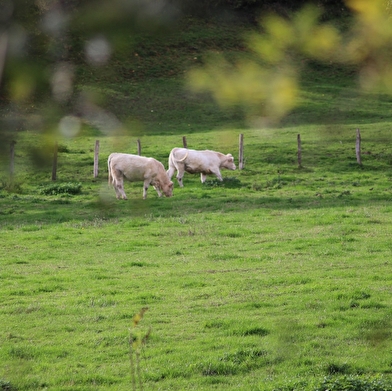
xmin=2 ymin=16 xmax=392 ymax=391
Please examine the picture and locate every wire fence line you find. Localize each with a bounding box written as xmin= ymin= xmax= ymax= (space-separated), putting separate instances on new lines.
xmin=6 ymin=130 xmax=364 ymax=182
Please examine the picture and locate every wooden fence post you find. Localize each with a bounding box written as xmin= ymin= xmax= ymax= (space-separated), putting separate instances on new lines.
xmin=356 ymin=128 xmax=362 ymax=166
xmin=52 ymin=141 xmax=58 ymax=181
xmin=93 ymin=140 xmax=100 ymax=178
xmin=182 ymin=136 xmax=187 ymax=149
xmin=297 ymin=134 xmax=302 ymax=168
xmin=10 ymin=140 xmax=16 ymax=182
xmin=137 ymin=139 xmax=141 ymax=156
xmin=239 ymin=133 xmax=244 ymax=170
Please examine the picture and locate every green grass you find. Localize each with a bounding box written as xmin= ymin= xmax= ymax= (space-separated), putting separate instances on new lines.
xmin=2 ymin=16 xmax=392 ymax=391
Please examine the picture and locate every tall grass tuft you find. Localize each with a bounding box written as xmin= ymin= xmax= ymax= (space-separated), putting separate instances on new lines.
xmin=129 ymin=307 xmax=151 ymax=391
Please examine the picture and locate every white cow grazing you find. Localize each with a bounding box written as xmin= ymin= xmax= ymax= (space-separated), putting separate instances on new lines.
xmin=108 ymin=153 xmax=173 ymax=199
xmin=167 ymin=147 xmax=236 ymax=187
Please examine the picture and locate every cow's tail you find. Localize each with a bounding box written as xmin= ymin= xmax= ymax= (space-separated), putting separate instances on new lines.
xmin=167 ymin=149 xmax=187 ymax=179
xmin=108 ymin=154 xmax=113 ymax=187
xmin=168 ymin=150 xmax=173 ymax=167
xmin=167 ymin=150 xmax=175 ymax=179
xmin=178 ymin=150 xmax=188 ymax=162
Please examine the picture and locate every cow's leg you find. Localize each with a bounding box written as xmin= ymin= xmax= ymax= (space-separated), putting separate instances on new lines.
xmin=111 ymin=181 xmax=120 ymax=198
xmin=200 ymin=173 xmax=207 ymax=183
xmin=113 ymin=184 xmax=121 ymax=199
xmin=212 ymin=169 xmax=223 ymax=181
xmin=112 ymin=171 xmax=127 ymax=199
xmin=176 ymin=166 xmax=185 ymax=187
xmin=115 ymin=180 xmax=127 ymax=200
xmin=143 ymin=179 xmax=151 ymax=199
xmin=167 ymin=166 xmax=176 ymax=180
xmin=153 ymin=186 xmax=162 ymax=197
xmin=177 ymin=174 xmax=184 ymax=187
xmin=114 ymin=183 xmax=127 ymax=199
xmin=152 ymin=180 xmax=162 ymax=197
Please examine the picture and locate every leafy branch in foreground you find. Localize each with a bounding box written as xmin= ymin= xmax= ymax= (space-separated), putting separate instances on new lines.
xmin=188 ymin=0 xmax=392 ymax=123
xmin=129 ymin=307 xmax=151 ymax=391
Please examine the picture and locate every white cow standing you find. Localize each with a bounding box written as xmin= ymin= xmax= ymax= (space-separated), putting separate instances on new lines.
xmin=167 ymin=147 xmax=236 ymax=187
xmin=108 ymin=153 xmax=173 ymax=199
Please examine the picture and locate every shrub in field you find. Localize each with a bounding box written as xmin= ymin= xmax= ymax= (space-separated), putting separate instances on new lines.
xmin=57 ymin=144 xmax=70 ymax=153
xmin=203 ymin=177 xmax=242 ymax=188
xmin=325 ymin=362 xmax=353 ymax=375
xmin=0 ymin=379 xmax=14 ymax=391
xmin=0 ymin=180 xmax=23 ymax=194
xmin=315 ymin=375 xmax=392 ymax=391
xmin=39 ymin=182 xmax=82 ymax=196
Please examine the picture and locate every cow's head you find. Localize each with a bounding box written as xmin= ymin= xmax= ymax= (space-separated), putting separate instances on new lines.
xmin=223 ymin=154 xmax=236 ymax=171
xmin=163 ymin=181 xmax=174 ymax=197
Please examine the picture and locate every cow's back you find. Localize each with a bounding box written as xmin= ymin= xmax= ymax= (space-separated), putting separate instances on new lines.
xmin=111 ymin=154 xmax=150 ymax=180
xmin=113 ymin=153 xmax=169 ymax=180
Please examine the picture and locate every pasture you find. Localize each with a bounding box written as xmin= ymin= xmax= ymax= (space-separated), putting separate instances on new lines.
xmin=2 ymin=18 xmax=392 ymax=391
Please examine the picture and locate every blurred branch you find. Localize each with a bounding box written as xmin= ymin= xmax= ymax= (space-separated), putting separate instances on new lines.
xmin=0 ymin=0 xmax=179 ymax=166
xmin=188 ymin=0 xmax=392 ymax=124
xmin=0 ymin=32 xmax=8 ymax=86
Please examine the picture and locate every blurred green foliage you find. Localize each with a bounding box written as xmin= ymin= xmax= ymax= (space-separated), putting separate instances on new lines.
xmin=0 ymin=0 xmax=391 ymax=166
xmin=0 ymin=0 xmax=177 ymax=161
xmin=188 ymin=0 xmax=392 ymax=123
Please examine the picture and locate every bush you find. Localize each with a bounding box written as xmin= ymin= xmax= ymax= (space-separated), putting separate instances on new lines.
xmin=57 ymin=144 xmax=70 ymax=153
xmin=39 ymin=182 xmax=82 ymax=196
xmin=203 ymin=177 xmax=242 ymax=188
xmin=315 ymin=375 xmax=392 ymax=391
xmin=0 ymin=180 xmax=23 ymax=194
xmin=0 ymin=379 xmax=15 ymax=391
